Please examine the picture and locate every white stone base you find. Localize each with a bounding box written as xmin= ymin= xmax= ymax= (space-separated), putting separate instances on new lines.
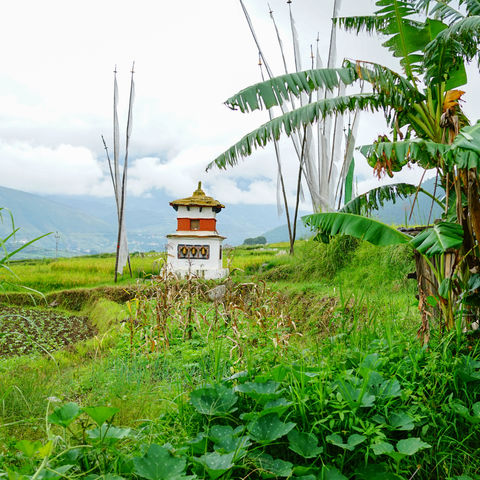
xmin=165 ymin=266 xmax=229 ymax=280
xmin=166 ymin=234 xmax=227 ymax=281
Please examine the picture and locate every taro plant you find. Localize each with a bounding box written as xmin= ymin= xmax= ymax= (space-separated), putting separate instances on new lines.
xmin=185 ymin=359 xmax=438 ymax=478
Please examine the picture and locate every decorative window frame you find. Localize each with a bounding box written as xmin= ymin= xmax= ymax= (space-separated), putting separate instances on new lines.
xmin=178 ymin=244 xmax=210 ymax=260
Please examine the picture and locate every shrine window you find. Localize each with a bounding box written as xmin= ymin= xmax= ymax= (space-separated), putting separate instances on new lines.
xmin=191 ymin=219 xmax=200 ymax=230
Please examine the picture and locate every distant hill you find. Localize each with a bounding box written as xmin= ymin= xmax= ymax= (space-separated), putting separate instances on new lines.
xmin=0 ymin=186 xmax=115 ymax=257
xmin=44 ymin=190 xmax=292 ymax=248
xmin=1 ymin=186 xmax=290 ymax=258
xmin=0 ymin=179 xmax=444 ymax=258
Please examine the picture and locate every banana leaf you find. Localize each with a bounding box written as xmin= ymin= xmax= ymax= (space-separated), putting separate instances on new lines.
xmin=410 ymin=222 xmax=464 ymax=256
xmin=303 ymin=212 xmax=410 ymax=246
xmin=446 ymin=121 xmax=480 ymax=169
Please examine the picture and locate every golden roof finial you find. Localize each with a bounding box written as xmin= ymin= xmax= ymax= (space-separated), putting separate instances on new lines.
xmin=193 ymin=181 xmax=205 ymax=196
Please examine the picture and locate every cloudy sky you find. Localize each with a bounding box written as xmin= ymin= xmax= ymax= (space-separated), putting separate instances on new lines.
xmin=1 ymin=0 xmax=479 ymax=211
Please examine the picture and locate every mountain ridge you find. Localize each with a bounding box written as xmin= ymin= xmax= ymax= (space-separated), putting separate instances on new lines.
xmin=0 ymin=185 xmax=289 ymax=257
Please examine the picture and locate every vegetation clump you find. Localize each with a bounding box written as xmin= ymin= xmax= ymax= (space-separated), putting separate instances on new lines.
xmin=243 ymin=236 xmax=267 ymax=246
xmin=0 ymin=306 xmax=94 ymax=357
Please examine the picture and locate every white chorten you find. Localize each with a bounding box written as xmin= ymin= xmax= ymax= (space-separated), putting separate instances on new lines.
xmin=166 ymin=182 xmax=228 ymax=280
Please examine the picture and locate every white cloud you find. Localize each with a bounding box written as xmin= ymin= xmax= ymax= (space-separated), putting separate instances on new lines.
xmin=0 ymin=0 xmax=478 ymax=213
xmin=0 ymin=142 xmax=109 ymax=195
xmin=127 ymin=144 xmax=295 ymax=205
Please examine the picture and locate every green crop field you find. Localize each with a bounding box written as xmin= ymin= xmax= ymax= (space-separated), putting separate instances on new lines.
xmin=0 ymin=252 xmax=166 ymax=293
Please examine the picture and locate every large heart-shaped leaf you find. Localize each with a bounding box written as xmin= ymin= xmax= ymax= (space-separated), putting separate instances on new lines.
xmin=396 ymin=437 xmax=431 ymax=455
xmin=240 ymin=398 xmax=293 ymax=421
xmin=133 ymin=445 xmax=188 ymax=480
xmin=190 ymin=384 xmax=237 ymax=416
xmin=83 ymin=406 xmax=120 ymax=426
xmin=372 ymin=441 xmax=395 ymax=456
xmin=247 ymin=413 xmax=295 ymax=443
xmin=209 ymin=425 xmax=250 ymax=458
xmin=326 ymin=434 xmax=366 ymax=451
xmin=48 ymin=402 xmax=81 ymax=428
xmin=254 ymin=453 xmax=293 ymax=478
xmin=87 ymin=425 xmax=131 ymax=445
xmin=287 ymin=430 xmax=323 ymax=458
xmin=235 ymin=380 xmax=283 ymax=403
xmin=194 ymin=452 xmax=235 ymax=480
xmin=410 ymin=222 xmax=463 ymax=256
xmin=389 ymin=411 xmax=415 ymax=431
xmin=335 ymin=380 xmax=375 ymax=408
xmin=374 ymin=379 xmax=402 ymax=399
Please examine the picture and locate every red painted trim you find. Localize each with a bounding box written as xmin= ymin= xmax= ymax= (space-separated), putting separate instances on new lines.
xmin=200 ymin=218 xmax=216 ymax=231
xmin=177 ymin=218 xmax=190 ymax=231
xmin=177 ymin=218 xmax=217 ymax=231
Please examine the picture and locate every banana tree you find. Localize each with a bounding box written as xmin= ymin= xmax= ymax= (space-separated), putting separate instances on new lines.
xmin=208 ymin=0 xmax=480 ymax=331
xmin=234 ymin=0 xmax=359 ymax=255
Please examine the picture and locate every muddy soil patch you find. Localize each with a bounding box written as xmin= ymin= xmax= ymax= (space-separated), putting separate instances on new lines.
xmin=0 ymin=306 xmax=96 ymax=356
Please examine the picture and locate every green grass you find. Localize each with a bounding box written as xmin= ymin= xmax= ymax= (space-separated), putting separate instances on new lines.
xmin=1 ymin=240 xmax=479 ymax=479
xmin=1 ymin=252 xmax=166 ymax=293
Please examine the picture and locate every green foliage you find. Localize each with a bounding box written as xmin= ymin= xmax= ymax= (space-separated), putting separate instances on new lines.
xmin=446 ymin=120 xmax=480 ymax=169
xmin=1 ymin=207 xmax=51 ymax=294
xmin=225 ymin=66 xmax=357 ymax=112
xmin=246 ymin=412 xmax=295 ymax=443
xmin=48 ymin=402 xmax=81 ymax=428
xmin=190 ymin=384 xmax=237 ymax=416
xmin=0 ymin=306 xmax=94 ymax=356
xmin=340 ymin=183 xmax=441 ymax=216
xmin=207 ymin=93 xmax=385 ymax=170
xmin=256 ymin=236 xmax=361 ymax=283
xmin=303 ymin=212 xmax=410 ymax=246
xmin=242 ymin=235 xmax=267 ymax=245
xmin=83 ymin=406 xmax=120 ymax=426
xmin=410 ymin=222 xmax=464 ymax=256
xmin=207 ymin=0 xmax=480 ymax=334
xmin=287 ymin=429 xmax=323 ymax=458
xmin=1 ymin=242 xmax=479 ymax=479
xmin=5 ymin=325 xmax=480 ymax=479
xmin=133 ymin=445 xmax=189 ymax=480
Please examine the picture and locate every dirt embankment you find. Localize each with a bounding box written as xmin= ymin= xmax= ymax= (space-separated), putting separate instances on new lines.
xmin=0 ymin=285 xmax=140 ymax=311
